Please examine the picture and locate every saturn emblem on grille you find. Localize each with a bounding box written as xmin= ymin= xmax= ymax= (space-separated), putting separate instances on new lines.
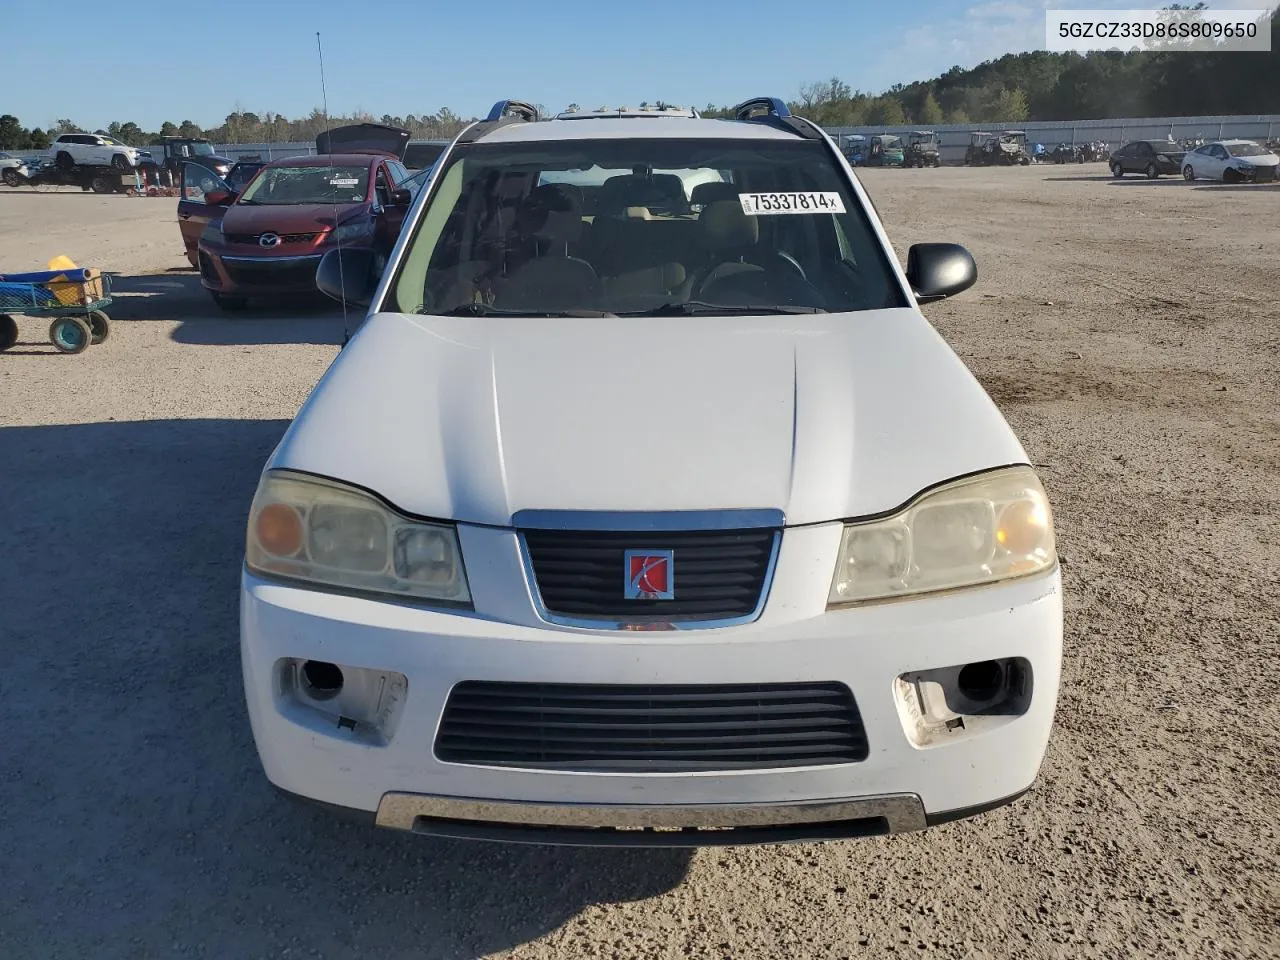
xmin=258 ymin=232 xmax=281 ymax=248
xmin=623 ymin=549 xmax=674 ymax=600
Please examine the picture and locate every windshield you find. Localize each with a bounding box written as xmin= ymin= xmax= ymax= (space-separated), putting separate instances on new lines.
xmin=190 ymin=142 xmax=216 ymax=156
xmin=387 ymin=137 xmax=905 ymax=317
xmin=1147 ymin=142 xmax=1182 ymax=152
xmin=1227 ymin=142 xmax=1268 ymax=157
xmin=100 ymin=136 xmax=123 ymax=146
xmin=237 ymin=164 xmax=369 ymax=205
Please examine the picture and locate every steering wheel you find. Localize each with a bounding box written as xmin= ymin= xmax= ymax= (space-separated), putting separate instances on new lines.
xmin=774 ymin=250 xmax=807 ymax=281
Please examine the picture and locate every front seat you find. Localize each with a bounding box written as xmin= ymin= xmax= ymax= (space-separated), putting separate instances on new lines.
xmin=499 ymin=184 xmax=600 ymax=312
xmin=689 ymin=181 xmax=739 ymax=209
xmin=687 ymin=200 xmax=766 ymax=295
xmin=687 ymin=200 xmax=821 ymax=307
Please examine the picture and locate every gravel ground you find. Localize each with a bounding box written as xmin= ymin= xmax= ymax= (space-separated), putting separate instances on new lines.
xmin=1 ymin=168 xmax=1277 ymax=959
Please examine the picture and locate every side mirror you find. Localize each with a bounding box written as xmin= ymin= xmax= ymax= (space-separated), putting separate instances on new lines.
xmin=906 ymin=243 xmax=977 ymax=303
xmin=316 ymin=247 xmax=378 ymax=308
xmin=389 ymin=187 xmax=412 ymax=206
xmin=205 ymin=189 xmax=236 ymax=206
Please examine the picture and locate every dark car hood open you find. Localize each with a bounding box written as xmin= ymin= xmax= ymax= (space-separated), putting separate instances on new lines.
xmin=315 ymin=123 xmax=410 ymax=160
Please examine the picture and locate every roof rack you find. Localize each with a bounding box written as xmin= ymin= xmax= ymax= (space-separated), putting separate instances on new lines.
xmin=729 ymin=96 xmax=823 ymax=141
xmin=456 ymin=99 xmax=541 ymax=144
xmin=554 ymin=104 xmax=700 ymax=120
xmin=733 ymin=97 xmax=791 ymax=121
xmin=485 ymin=100 xmax=541 ymax=123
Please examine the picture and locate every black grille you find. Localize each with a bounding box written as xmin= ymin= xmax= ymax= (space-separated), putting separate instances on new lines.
xmin=435 ymin=681 xmax=869 ymax=771
xmin=522 ymin=528 xmax=776 ymax=622
xmin=226 ymin=232 xmax=320 ymax=245
xmin=222 ymin=256 xmax=322 ymax=289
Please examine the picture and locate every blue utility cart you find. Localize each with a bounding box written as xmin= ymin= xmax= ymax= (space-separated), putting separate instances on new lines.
xmin=0 ymin=269 xmax=113 ymax=354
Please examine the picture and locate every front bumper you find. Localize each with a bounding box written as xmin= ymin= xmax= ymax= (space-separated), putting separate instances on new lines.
xmin=1235 ymin=164 xmax=1277 ymax=182
xmin=241 ymin=522 xmax=1063 ymax=844
xmin=198 ymin=246 xmax=325 ymax=295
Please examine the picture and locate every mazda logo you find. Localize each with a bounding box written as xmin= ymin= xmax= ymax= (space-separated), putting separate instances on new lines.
xmin=258 ymin=233 xmax=281 ymax=248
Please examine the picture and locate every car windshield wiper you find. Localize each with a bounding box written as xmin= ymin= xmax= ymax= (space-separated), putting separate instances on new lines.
xmin=619 ymin=300 xmax=827 ymax=316
xmin=426 ymin=303 xmax=615 ymax=318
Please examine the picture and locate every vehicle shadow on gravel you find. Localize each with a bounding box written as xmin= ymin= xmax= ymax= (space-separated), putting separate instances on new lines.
xmin=0 ymin=418 xmax=692 ymax=960
xmin=108 ymin=271 xmax=348 ymax=345
xmin=1192 ymin=182 xmax=1280 ymax=192
xmin=1041 ymin=175 xmax=1277 ymax=191
xmin=1039 ymin=175 xmax=1189 ymax=186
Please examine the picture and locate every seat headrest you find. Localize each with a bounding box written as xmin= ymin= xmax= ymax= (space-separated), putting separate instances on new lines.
xmin=598 ymin=173 xmax=685 ymax=214
xmin=690 ymin=181 xmax=739 ymax=206
xmin=699 ymin=200 xmax=758 ymax=252
xmin=650 ymin=173 xmax=685 ymax=202
xmin=516 ymin=183 xmax=584 ymax=244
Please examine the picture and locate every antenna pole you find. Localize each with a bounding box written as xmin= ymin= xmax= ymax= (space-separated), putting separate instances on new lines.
xmin=317 ymin=31 xmax=350 ymax=344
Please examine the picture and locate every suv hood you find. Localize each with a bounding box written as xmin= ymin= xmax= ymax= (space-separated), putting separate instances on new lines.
xmin=270 ymin=311 xmax=1027 ymax=526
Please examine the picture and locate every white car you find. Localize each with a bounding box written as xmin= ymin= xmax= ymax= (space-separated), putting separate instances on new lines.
xmin=48 ymin=132 xmax=144 ymax=170
xmin=0 ymin=152 xmax=34 ymax=186
xmin=1181 ymin=139 xmax=1279 ymax=183
xmin=241 ymin=98 xmax=1063 ymax=846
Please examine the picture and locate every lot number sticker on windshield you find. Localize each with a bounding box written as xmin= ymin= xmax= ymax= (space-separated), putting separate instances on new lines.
xmin=329 ymin=177 xmax=359 ymax=186
xmin=739 ymin=192 xmax=845 ymax=215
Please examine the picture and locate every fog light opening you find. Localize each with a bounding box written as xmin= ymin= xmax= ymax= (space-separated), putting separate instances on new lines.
xmin=957 ymin=660 xmax=1005 ymax=703
xmin=301 ymin=660 xmax=344 ymax=701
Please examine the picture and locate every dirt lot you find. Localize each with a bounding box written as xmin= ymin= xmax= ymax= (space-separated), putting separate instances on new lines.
xmin=1 ymin=168 xmax=1277 ymax=960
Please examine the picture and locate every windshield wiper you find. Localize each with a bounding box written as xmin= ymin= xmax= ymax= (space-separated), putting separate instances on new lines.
xmin=619 ymin=300 xmax=826 ymax=316
xmin=427 ymin=303 xmax=615 ymax=318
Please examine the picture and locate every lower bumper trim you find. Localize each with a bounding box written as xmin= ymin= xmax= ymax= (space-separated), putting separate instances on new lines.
xmin=924 ymin=785 xmax=1033 ymax=827
xmin=374 ymin=792 xmax=928 ymax=846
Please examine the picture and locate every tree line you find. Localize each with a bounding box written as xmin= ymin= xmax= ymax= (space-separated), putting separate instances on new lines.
xmin=0 ymin=108 xmax=477 ymax=152
xmin=703 ymin=5 xmax=1278 ymax=127
xmin=1 ymin=8 xmax=1276 ymax=152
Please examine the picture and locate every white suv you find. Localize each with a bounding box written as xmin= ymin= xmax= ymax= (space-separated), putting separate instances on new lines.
xmin=49 ymin=133 xmax=143 ymax=170
xmin=241 ymin=98 xmax=1063 ymax=846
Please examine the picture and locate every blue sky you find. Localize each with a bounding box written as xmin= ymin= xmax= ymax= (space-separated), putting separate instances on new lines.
xmin=5 ymin=0 xmax=1269 ymax=131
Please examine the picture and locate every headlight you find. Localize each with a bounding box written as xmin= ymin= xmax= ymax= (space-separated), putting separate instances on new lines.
xmin=1156 ymin=154 xmax=1169 ymax=162
xmin=331 ymin=221 xmax=374 ymax=244
xmin=828 ymin=466 xmax=1055 ymax=606
xmin=246 ymin=470 xmax=471 ymax=604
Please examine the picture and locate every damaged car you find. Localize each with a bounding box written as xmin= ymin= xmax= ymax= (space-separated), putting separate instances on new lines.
xmin=1181 ymin=139 xmax=1278 ymax=183
xmin=178 ymin=123 xmax=415 ymax=309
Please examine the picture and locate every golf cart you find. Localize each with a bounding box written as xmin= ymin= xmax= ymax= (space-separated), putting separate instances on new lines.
xmin=840 ymin=134 xmax=867 ymax=166
xmin=903 ymin=131 xmax=941 ymax=167
xmin=964 ymin=132 xmax=993 ymax=165
xmin=865 ymin=134 xmax=905 ymax=167
xmin=966 ymin=130 xmax=1030 ymax=166
xmin=993 ymin=130 xmax=1031 ymax=165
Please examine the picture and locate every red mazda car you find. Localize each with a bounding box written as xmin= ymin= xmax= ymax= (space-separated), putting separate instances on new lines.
xmin=177 ymin=124 xmax=418 ymax=310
